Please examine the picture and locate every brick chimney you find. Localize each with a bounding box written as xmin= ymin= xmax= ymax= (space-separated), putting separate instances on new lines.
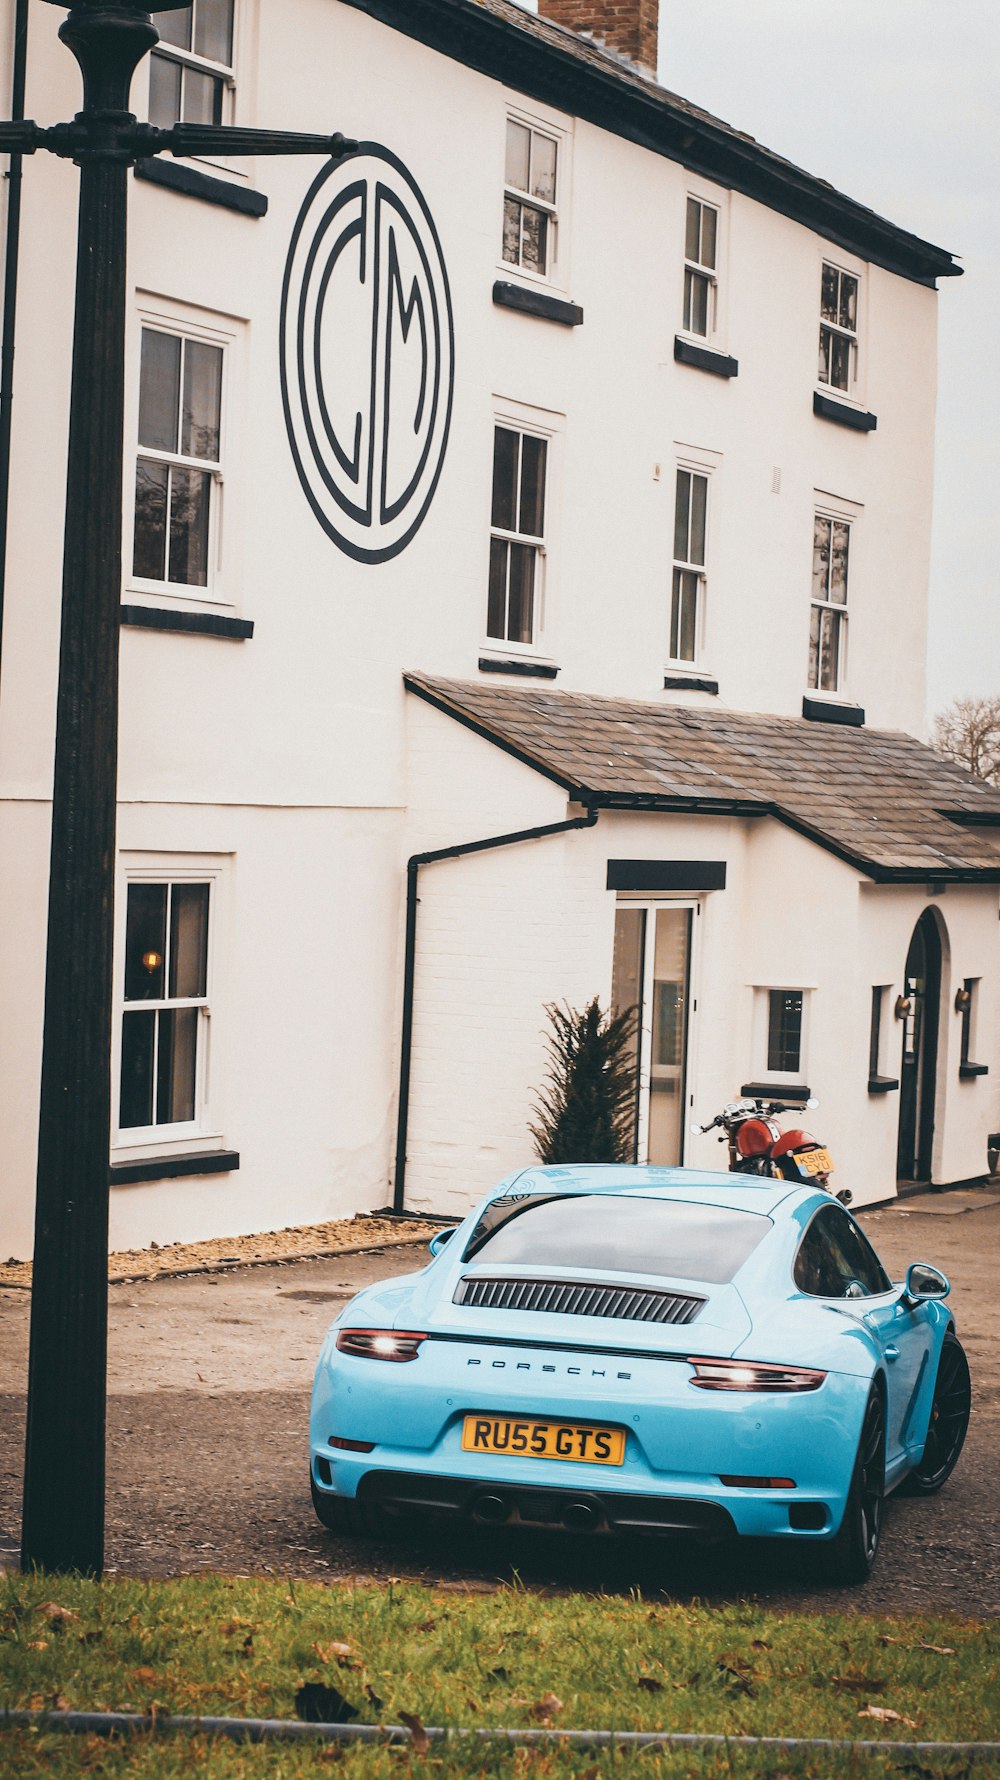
xmin=536 ymin=0 xmax=659 ymax=78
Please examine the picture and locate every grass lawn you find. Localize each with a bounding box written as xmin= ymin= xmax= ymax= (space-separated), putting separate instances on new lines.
xmin=1 ymin=1571 xmax=997 ymax=1777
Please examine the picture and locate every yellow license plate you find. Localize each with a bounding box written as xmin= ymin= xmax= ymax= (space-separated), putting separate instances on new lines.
xmin=795 ymin=1146 xmax=834 ymax=1175
xmin=462 ymin=1415 xmax=625 ymax=1465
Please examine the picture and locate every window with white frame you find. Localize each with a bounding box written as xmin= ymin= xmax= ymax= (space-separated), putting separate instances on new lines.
xmin=818 ymin=261 xmax=859 ymax=394
xmin=117 ymin=877 xmax=212 ymax=1140
xmin=132 ymin=324 xmax=224 ymax=593
xmin=808 ymin=511 xmax=850 ymax=692
xmin=669 ymin=467 xmax=708 ymax=663
xmin=683 ymin=197 xmax=718 ymax=338
xmin=148 ymin=0 xmax=235 ymax=128
xmin=502 ymin=115 xmax=559 ymax=280
xmin=488 ymin=422 xmax=547 ymax=646
xmin=768 ymin=989 xmax=804 ymax=1075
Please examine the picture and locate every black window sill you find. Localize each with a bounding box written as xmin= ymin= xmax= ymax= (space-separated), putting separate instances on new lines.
xmin=673 ymin=337 xmax=738 ymax=378
xmin=868 ymin=1075 xmax=900 ymax=1095
xmin=802 ymin=695 xmax=864 ymax=727
xmin=121 ymin=604 xmax=254 ymax=640
xmin=492 ymin=281 xmax=583 ymax=327
xmin=741 ymin=1082 xmax=811 ymax=1103
xmin=664 ymin=673 xmax=719 ymax=695
xmin=813 ymin=391 xmax=877 ymax=432
xmin=134 ymin=157 xmax=268 ymax=217
xmin=479 ymin=656 xmax=558 ymax=679
xmin=959 ymin=1062 xmax=989 ymax=1079
xmin=110 ymin=1149 xmax=240 ymax=1186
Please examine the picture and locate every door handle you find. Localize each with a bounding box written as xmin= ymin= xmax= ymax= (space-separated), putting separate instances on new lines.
xmin=884 ymin=1345 xmax=900 ymax=1361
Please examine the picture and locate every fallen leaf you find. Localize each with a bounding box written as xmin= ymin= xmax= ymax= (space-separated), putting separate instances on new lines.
xmin=415 ymin=1620 xmax=437 ymax=1634
xmin=399 ymin=1710 xmax=431 ymax=1754
xmin=365 ymin=1683 xmax=384 ymax=1711
xmin=27 ymin=1640 xmax=48 ymax=1651
xmin=858 ymin=1705 xmax=918 ymax=1728
xmin=241 ymin=1633 xmax=254 ymax=1656
xmin=295 ymin=1681 xmax=359 ymax=1725
xmin=36 ymin=1603 xmax=79 ymax=1633
xmin=528 ymin=1692 xmax=563 ymax=1723
xmin=51 ymin=1693 xmax=70 ymax=1711
xmin=637 ymin=1676 xmax=664 ymax=1693
xmin=751 ymin=1638 xmax=771 ymax=1651
xmin=312 ymin=1641 xmax=358 ymax=1670
xmin=832 ymin=1672 xmax=887 ymax=1695
xmin=129 ymin=1668 xmax=159 ymax=1686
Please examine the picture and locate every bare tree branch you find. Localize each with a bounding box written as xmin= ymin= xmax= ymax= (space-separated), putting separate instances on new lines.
xmin=931 ymin=695 xmax=1000 ymax=786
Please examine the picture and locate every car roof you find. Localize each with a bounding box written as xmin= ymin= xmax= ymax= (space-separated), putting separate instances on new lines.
xmin=491 ymin=1164 xmax=808 ymax=1221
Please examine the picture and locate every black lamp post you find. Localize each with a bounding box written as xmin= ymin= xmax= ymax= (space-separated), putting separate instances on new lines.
xmin=0 ymin=0 xmax=355 ymax=1576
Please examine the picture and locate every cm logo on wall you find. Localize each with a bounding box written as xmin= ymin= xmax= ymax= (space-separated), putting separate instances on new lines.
xmin=279 ymin=144 xmax=455 ymax=564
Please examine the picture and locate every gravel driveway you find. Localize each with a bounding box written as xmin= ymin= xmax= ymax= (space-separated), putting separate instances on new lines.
xmin=1 ymin=1192 xmax=997 ymax=1613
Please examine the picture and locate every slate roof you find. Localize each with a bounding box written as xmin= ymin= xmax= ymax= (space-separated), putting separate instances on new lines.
xmin=341 ymin=0 xmax=961 ymax=287
xmin=405 ymin=674 xmax=1000 ymax=883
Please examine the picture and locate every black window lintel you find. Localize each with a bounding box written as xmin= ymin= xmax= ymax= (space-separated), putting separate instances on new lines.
xmin=110 ymin=1149 xmax=240 ymax=1186
xmin=492 ymin=281 xmax=583 ymax=326
xmin=607 ymin=859 xmax=726 ymax=892
xmin=812 ymin=391 xmax=877 ymax=431
xmin=802 ymin=695 xmax=864 ymax=727
xmin=135 ymin=157 xmax=268 ymax=217
xmin=121 ymin=604 xmax=254 ymax=640
xmin=478 ymin=655 xmax=559 ymax=679
xmin=673 ymin=337 xmax=738 ymax=378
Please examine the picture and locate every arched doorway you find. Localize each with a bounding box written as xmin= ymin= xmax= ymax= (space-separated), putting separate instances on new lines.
xmin=896 ymin=909 xmax=943 ymax=1183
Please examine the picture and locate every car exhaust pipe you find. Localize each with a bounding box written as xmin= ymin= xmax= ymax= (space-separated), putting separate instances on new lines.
xmin=563 ymin=1499 xmax=600 ymax=1533
xmin=472 ymin=1492 xmax=510 ymax=1525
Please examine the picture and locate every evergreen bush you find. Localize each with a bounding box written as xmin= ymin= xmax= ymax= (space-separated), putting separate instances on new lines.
xmin=529 ymin=996 xmax=637 ymax=1165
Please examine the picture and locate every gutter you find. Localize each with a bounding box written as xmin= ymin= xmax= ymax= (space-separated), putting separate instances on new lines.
xmin=0 ymin=0 xmax=28 ymax=680
xmin=339 ymin=0 xmax=960 ymax=287
xmin=392 ymin=806 xmax=599 ymax=1212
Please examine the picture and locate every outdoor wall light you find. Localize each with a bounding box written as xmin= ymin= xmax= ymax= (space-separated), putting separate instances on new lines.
xmin=894 ymin=995 xmax=912 ymax=1020
xmin=954 ymin=986 xmax=971 ymax=1012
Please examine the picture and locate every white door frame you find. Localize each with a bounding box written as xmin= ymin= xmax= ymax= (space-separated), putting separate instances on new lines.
xmin=627 ymin=899 xmax=701 ymax=1166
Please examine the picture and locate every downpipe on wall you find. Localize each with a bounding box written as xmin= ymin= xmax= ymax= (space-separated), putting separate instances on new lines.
xmin=392 ymin=806 xmax=599 ymax=1213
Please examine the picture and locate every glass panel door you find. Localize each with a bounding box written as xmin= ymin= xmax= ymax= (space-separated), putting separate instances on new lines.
xmin=648 ymin=908 xmax=691 ymax=1165
xmin=611 ymin=907 xmax=646 ymax=1162
xmin=611 ymin=903 xmax=694 ymax=1167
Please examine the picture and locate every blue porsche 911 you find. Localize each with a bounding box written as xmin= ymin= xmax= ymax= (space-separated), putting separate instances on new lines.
xmin=309 ymin=1166 xmax=970 ymax=1583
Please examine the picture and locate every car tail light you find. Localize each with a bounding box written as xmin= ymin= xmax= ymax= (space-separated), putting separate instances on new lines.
xmin=336 ymin=1329 xmax=428 ymax=1362
xmin=687 ymin=1357 xmax=826 ymax=1392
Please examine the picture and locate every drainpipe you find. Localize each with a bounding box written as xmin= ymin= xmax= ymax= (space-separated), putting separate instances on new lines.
xmin=0 ymin=0 xmax=28 ymax=680
xmin=392 ymin=806 xmax=599 ymax=1213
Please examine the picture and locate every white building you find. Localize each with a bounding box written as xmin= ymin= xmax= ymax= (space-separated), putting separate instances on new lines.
xmin=0 ymin=0 xmax=997 ymax=1261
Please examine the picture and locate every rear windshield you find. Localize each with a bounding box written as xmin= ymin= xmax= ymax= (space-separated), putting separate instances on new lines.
xmin=462 ymin=1194 xmax=769 ymax=1285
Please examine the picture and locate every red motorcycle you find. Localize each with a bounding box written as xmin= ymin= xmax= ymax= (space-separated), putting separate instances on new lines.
xmin=691 ymin=1096 xmax=851 ymax=1205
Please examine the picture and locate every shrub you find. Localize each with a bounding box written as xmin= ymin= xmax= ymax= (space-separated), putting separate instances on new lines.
xmin=529 ymin=996 xmax=637 ymax=1165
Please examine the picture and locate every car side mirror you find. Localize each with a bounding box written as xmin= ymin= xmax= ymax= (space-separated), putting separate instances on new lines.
xmin=429 ymin=1228 xmax=455 ymax=1257
xmin=903 ymin=1262 xmax=950 ymax=1303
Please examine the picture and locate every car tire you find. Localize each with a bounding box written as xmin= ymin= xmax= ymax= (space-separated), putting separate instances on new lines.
xmin=899 ymin=1331 xmax=971 ymax=1495
xmin=310 ymin=1474 xmax=365 ymax=1535
xmin=823 ymin=1383 xmax=885 ymax=1585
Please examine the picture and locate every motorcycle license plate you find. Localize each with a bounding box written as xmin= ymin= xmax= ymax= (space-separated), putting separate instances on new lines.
xmin=793 ymin=1146 xmax=834 ymax=1176
xmin=461 ymin=1415 xmax=625 ymax=1465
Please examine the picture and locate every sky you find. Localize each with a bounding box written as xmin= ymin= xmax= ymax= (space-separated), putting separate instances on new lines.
xmin=518 ymin=0 xmax=999 ymax=719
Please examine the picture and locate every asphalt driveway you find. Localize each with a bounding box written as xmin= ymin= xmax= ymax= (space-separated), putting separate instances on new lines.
xmin=1 ymin=1189 xmax=997 ymax=1613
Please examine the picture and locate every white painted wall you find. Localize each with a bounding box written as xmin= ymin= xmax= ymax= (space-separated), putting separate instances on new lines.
xmin=0 ymin=0 xmax=989 ymax=1258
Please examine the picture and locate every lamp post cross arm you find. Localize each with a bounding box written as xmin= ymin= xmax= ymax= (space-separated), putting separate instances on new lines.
xmin=0 ymin=119 xmax=358 ymax=164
